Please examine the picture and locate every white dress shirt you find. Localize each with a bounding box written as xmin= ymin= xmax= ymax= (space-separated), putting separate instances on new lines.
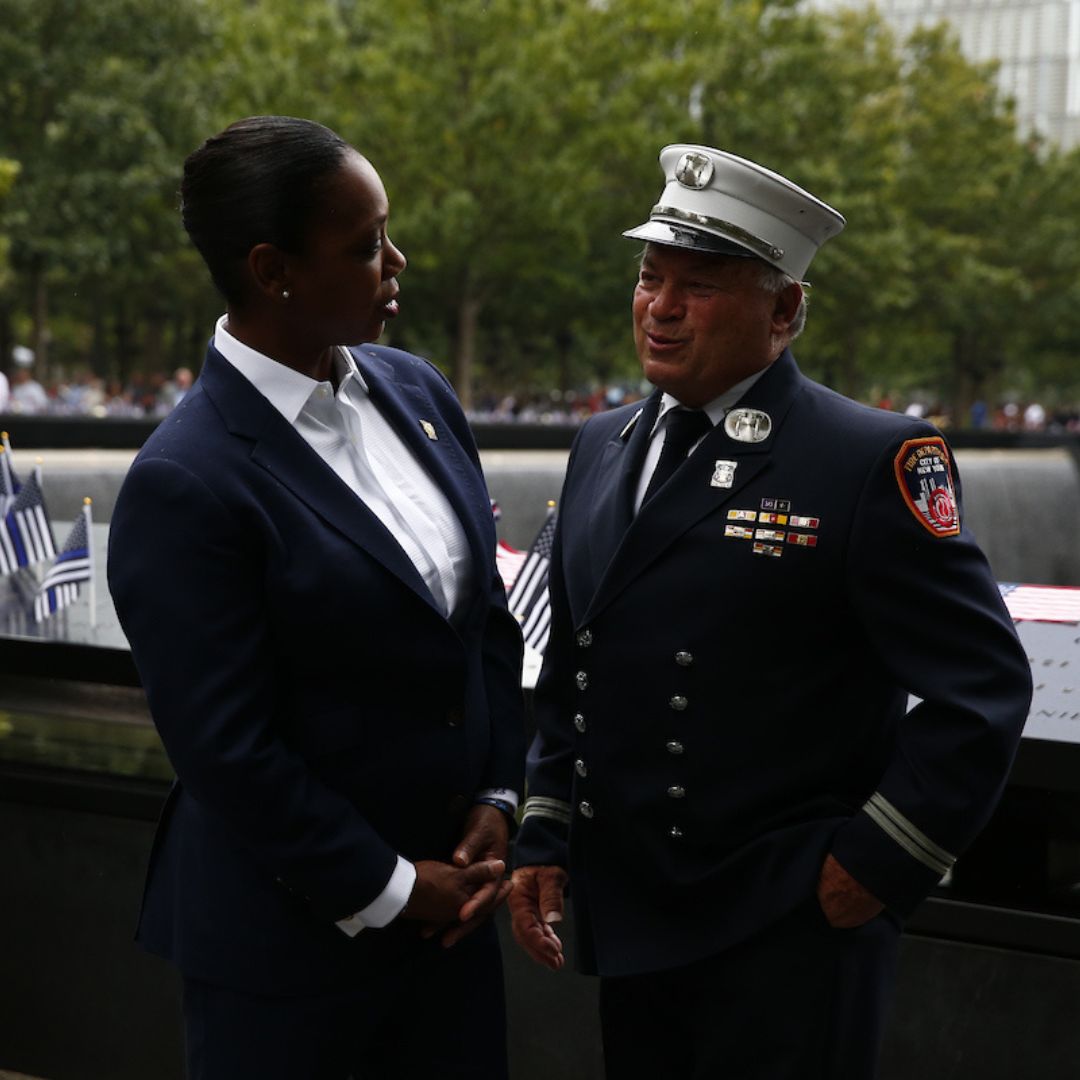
xmin=215 ymin=315 xmax=470 ymax=617
xmin=213 ymin=317 xmax=515 ymax=935
xmin=633 ymin=368 xmax=769 ymax=513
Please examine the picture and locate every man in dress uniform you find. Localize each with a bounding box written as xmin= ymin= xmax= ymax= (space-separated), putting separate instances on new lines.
xmin=509 ymin=145 xmax=1032 ymax=1079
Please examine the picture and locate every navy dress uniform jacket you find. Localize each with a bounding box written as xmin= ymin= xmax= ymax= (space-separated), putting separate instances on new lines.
xmin=108 ymin=343 xmax=525 ymax=996
xmin=515 ymin=350 xmax=1031 ymax=978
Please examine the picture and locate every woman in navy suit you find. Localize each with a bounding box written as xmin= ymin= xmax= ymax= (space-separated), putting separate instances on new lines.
xmin=108 ymin=116 xmax=525 ymax=1080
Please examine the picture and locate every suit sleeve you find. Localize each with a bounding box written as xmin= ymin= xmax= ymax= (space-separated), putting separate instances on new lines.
xmin=479 ymin=565 xmax=528 ymax=795
xmin=108 ymin=457 xmax=400 ymax=923
xmin=829 ymin=424 xmax=1032 ymax=916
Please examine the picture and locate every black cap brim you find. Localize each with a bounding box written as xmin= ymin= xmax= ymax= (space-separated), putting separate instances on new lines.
xmin=622 ymin=220 xmax=756 ymax=258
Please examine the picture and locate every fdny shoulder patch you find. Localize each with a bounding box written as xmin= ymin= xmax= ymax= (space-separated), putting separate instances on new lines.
xmin=893 ymin=436 xmax=960 ymax=537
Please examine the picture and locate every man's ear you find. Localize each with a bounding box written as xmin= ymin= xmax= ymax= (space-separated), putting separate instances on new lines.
xmin=771 ymin=281 xmax=804 ymax=335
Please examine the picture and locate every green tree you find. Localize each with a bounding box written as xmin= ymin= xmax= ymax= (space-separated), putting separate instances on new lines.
xmin=336 ymin=0 xmax=647 ymax=406
xmin=333 ymin=0 xmax=839 ymax=404
xmin=0 ymin=0 xmax=1071 ymax=421
xmin=0 ymin=158 xmax=20 ymax=371
xmin=0 ymin=0 xmax=218 ymax=379
xmin=890 ymin=24 xmax=1029 ymax=422
xmin=997 ymin=142 xmax=1080 ymax=409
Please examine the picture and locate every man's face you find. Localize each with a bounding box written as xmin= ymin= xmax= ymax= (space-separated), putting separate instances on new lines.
xmin=632 ymin=244 xmax=793 ymax=407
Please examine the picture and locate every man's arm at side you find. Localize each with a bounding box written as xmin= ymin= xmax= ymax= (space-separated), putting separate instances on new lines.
xmin=510 ymin=478 xmax=579 ymax=967
xmin=829 ymin=426 xmax=1032 ymax=918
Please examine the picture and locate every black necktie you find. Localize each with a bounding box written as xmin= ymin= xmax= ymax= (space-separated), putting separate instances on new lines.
xmin=642 ymin=408 xmax=712 ymax=504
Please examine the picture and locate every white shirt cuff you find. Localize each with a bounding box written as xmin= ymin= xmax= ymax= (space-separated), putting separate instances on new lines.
xmin=334 ymin=856 xmax=417 ymax=937
xmin=476 ymin=788 xmax=519 ymax=812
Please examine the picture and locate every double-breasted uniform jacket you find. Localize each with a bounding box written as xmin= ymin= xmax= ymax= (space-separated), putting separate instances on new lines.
xmin=514 ymin=349 xmax=1031 ymax=978
xmin=108 ymin=343 xmax=525 ymax=996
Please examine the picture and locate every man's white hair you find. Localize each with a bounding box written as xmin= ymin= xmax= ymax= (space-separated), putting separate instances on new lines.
xmin=756 ymin=262 xmax=807 ymax=341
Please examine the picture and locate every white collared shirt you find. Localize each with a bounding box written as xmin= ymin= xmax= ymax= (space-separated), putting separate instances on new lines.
xmin=214 ymin=317 xmax=509 ymax=936
xmin=633 ymin=367 xmax=769 ymax=513
xmin=215 ymin=315 xmax=471 ymax=618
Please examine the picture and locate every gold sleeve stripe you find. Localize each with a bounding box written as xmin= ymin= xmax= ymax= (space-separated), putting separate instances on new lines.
xmin=522 ymin=796 xmax=572 ymax=826
xmin=864 ymin=792 xmax=955 ymax=876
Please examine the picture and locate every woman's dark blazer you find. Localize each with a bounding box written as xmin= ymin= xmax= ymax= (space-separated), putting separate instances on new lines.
xmin=107 ymin=342 xmax=525 ymax=995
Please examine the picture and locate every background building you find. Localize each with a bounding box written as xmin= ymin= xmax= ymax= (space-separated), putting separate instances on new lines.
xmin=821 ymin=0 xmax=1080 ymax=147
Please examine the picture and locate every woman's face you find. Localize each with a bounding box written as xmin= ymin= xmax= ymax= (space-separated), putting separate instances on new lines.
xmin=288 ymin=151 xmax=407 ymax=346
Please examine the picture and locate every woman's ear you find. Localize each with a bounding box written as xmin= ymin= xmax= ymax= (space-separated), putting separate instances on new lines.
xmin=247 ymin=243 xmax=290 ymax=303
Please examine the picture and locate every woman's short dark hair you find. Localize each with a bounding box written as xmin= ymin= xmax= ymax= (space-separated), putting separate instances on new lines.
xmin=181 ymin=116 xmax=351 ymax=305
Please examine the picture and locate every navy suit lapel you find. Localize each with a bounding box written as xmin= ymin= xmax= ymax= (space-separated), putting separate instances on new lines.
xmin=582 ymin=350 xmax=804 ymax=624
xmin=198 ymin=346 xmax=442 ymax=617
xmin=351 ymin=346 xmax=490 ymax=593
xmin=582 ymin=392 xmax=661 ymax=589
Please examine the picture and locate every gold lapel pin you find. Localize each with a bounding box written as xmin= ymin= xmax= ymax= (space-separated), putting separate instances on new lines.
xmin=420 ymin=420 xmax=438 ymax=441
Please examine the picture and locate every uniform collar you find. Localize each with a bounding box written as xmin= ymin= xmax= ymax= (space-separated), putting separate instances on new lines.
xmin=650 ymin=364 xmax=770 ymax=436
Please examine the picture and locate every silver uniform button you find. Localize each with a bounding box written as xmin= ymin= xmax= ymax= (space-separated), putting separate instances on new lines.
xmin=576 ymin=628 xmax=594 ymax=647
xmin=576 ymin=671 xmax=589 ymax=691
xmin=575 ymin=759 xmax=588 ymax=778
xmin=579 ymin=800 xmax=595 ymax=819
xmin=675 ymin=651 xmax=694 ymax=667
xmin=669 ymin=695 xmax=688 ymax=711
xmin=574 ymin=713 xmax=587 ymax=733
xmin=667 ymin=785 xmax=686 ymax=799
xmin=669 ymin=826 xmax=684 ymax=839
xmin=666 ymin=740 xmax=685 ymax=755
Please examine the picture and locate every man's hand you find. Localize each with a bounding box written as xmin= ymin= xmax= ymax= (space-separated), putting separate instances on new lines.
xmin=401 ymin=858 xmax=507 ymax=928
xmin=509 ymin=865 xmax=568 ymax=971
xmin=817 ymin=853 xmax=884 ymax=928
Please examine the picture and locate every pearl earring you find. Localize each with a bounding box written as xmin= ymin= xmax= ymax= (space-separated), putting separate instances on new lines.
xmin=282 ymin=289 xmax=290 ymax=300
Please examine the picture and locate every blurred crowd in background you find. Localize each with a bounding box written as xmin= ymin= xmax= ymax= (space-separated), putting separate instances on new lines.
xmin=467 ymin=388 xmax=1080 ymax=432
xmin=0 ymin=364 xmax=1076 ymax=433
xmin=1 ymin=365 xmax=1078 ymax=433
xmin=0 ymin=367 xmax=193 ymax=419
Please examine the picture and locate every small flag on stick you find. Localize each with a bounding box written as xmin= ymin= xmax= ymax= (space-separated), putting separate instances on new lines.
xmin=0 ymin=467 xmax=55 ymax=575
xmin=35 ymin=498 xmax=93 ymax=622
xmin=507 ymin=502 xmax=556 ymax=655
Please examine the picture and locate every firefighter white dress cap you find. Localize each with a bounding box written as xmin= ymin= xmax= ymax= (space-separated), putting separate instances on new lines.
xmin=623 ymin=144 xmax=846 ymax=280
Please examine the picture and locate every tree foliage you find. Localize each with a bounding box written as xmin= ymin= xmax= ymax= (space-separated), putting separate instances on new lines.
xmin=0 ymin=0 xmax=1076 ymax=420
xmin=0 ymin=0 xmax=222 ymax=376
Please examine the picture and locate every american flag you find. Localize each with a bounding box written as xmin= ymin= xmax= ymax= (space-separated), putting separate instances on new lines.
xmin=0 ymin=565 xmax=38 ymax=629
xmin=0 ymin=469 xmax=55 ymax=575
xmin=496 ymin=539 xmax=527 ymax=591
xmin=34 ymin=501 xmax=93 ymax=620
xmin=507 ymin=505 xmax=556 ymax=654
xmin=999 ymin=583 xmax=1080 ymax=624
